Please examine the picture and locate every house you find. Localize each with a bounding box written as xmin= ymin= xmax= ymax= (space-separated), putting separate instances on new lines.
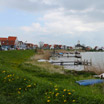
xmin=94 ymin=46 xmax=99 ymax=51
xmin=25 ymin=43 xmax=35 ymax=49
xmin=43 ymin=44 xmax=50 ymax=49
xmin=54 ymin=44 xmax=59 ymax=49
xmin=34 ymin=45 xmax=38 ymax=49
xmin=50 ymin=45 xmax=54 ymax=49
xmin=61 ymin=45 xmax=67 ymax=50
xmin=0 ymin=36 xmax=18 ymax=49
xmin=85 ymin=46 xmax=92 ymax=51
xmin=58 ymin=45 xmax=62 ymax=49
xmin=75 ymin=41 xmax=85 ymax=50
xmin=67 ymin=46 xmax=73 ymax=50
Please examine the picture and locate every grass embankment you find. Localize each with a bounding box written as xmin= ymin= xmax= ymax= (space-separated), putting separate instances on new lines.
xmin=0 ymin=50 xmax=104 ymax=104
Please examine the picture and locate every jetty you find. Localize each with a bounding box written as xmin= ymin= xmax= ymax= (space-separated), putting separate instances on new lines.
xmin=50 ymin=51 xmax=92 ymax=66
xmin=51 ymin=60 xmax=92 ymax=66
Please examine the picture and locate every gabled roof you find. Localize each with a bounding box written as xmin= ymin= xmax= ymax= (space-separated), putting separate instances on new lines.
xmin=43 ymin=44 xmax=49 ymax=47
xmin=0 ymin=38 xmax=8 ymax=41
xmin=49 ymin=45 xmax=52 ymax=47
xmin=8 ymin=36 xmax=17 ymax=41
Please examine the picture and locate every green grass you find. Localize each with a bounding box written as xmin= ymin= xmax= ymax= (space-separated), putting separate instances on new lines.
xmin=0 ymin=50 xmax=104 ymax=104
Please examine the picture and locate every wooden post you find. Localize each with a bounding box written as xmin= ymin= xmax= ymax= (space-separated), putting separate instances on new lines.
xmin=60 ymin=62 xmax=63 ymax=66
xmin=90 ymin=59 xmax=92 ymax=66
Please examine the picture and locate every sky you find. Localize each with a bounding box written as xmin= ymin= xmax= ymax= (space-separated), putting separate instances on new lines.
xmin=0 ymin=0 xmax=104 ymax=47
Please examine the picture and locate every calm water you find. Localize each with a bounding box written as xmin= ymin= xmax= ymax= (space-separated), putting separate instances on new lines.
xmin=50 ymin=52 xmax=104 ymax=71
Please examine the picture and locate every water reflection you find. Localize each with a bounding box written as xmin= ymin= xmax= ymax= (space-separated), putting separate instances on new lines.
xmin=50 ymin=52 xmax=104 ymax=71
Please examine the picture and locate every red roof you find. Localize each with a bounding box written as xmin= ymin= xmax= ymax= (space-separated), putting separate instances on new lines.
xmin=59 ymin=45 xmax=62 ymax=48
xmin=0 ymin=38 xmax=8 ymax=41
xmin=49 ymin=45 xmax=52 ymax=47
xmin=43 ymin=44 xmax=49 ymax=47
xmin=54 ymin=44 xmax=58 ymax=48
xmin=0 ymin=36 xmax=17 ymax=46
xmin=26 ymin=43 xmax=34 ymax=47
xmin=8 ymin=36 xmax=17 ymax=41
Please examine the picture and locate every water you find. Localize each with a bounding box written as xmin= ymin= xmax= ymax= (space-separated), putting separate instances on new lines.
xmin=50 ymin=52 xmax=104 ymax=71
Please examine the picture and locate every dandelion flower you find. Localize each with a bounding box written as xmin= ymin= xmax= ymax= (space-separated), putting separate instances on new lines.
xmin=55 ymin=88 xmax=58 ymax=91
xmin=64 ymin=89 xmax=66 ymax=92
xmin=18 ymin=91 xmax=21 ymax=94
xmin=68 ymin=92 xmax=71 ymax=95
xmin=64 ymin=100 xmax=67 ymax=103
xmin=2 ymin=71 xmax=6 ymax=73
xmin=27 ymin=85 xmax=31 ymax=87
xmin=7 ymin=75 xmax=10 ymax=77
xmin=72 ymin=100 xmax=76 ymax=102
xmin=47 ymin=100 xmax=50 ymax=102
xmin=55 ymin=93 xmax=59 ymax=97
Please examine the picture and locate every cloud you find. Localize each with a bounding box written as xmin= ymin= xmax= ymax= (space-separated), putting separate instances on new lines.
xmin=21 ymin=10 xmax=104 ymax=34
xmin=1 ymin=0 xmax=104 ymax=46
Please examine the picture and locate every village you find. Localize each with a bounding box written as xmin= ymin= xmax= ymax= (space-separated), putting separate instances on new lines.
xmin=0 ymin=36 xmax=104 ymax=51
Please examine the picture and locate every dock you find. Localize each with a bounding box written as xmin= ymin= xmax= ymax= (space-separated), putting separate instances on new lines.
xmin=51 ymin=55 xmax=82 ymax=58
xmin=51 ymin=60 xmax=92 ymax=66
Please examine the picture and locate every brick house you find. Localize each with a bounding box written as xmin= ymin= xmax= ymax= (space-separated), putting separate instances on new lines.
xmin=0 ymin=36 xmax=18 ymax=49
xmin=43 ymin=44 xmax=50 ymax=49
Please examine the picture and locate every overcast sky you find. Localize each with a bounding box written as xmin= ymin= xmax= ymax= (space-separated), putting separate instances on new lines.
xmin=0 ymin=0 xmax=104 ymax=46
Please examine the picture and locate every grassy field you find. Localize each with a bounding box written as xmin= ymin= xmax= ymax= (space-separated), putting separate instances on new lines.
xmin=0 ymin=50 xmax=104 ymax=104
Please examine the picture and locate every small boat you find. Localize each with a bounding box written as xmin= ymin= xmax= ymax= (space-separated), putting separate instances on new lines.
xmin=75 ymin=51 xmax=80 ymax=54
xmin=75 ymin=55 xmax=81 ymax=58
xmin=76 ymin=79 xmax=104 ymax=86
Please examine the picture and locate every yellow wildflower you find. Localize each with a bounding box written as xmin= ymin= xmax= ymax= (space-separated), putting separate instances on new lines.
xmin=47 ymin=100 xmax=50 ymax=103
xmin=63 ymin=95 xmax=65 ymax=97
xmin=9 ymin=74 xmax=12 ymax=77
xmin=72 ymin=100 xmax=76 ymax=102
xmin=18 ymin=91 xmax=21 ymax=94
xmin=24 ymin=79 xmax=26 ymax=80
xmin=7 ymin=75 xmax=10 ymax=77
xmin=19 ymin=88 xmax=21 ymax=90
xmin=2 ymin=71 xmax=6 ymax=73
xmin=63 ymin=89 xmax=66 ymax=92
xmin=68 ymin=92 xmax=71 ymax=95
xmin=55 ymin=93 xmax=59 ymax=97
xmin=8 ymin=79 xmax=11 ymax=82
xmin=55 ymin=88 xmax=58 ymax=91
xmin=27 ymin=85 xmax=31 ymax=87
xmin=49 ymin=92 xmax=52 ymax=94
xmin=48 ymin=97 xmax=50 ymax=99
xmin=64 ymin=100 xmax=67 ymax=103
